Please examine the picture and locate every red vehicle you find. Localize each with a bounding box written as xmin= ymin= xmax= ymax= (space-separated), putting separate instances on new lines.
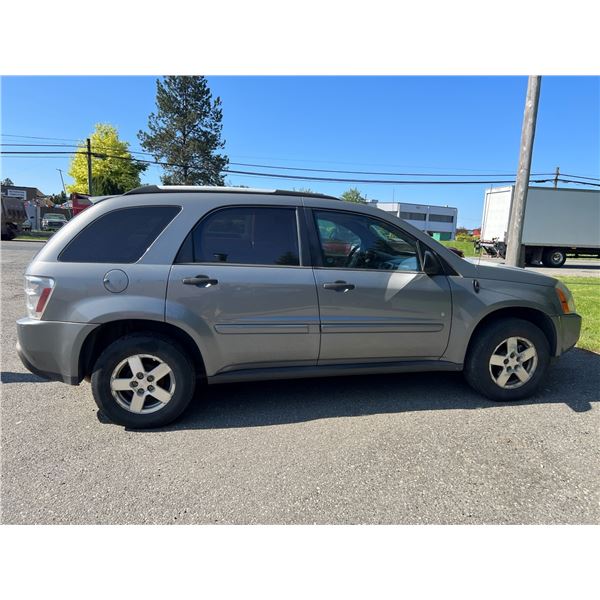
xmin=70 ymin=193 xmax=92 ymax=215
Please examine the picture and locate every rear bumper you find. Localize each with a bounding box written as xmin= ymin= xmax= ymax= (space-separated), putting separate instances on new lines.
xmin=16 ymin=318 xmax=98 ymax=385
xmin=554 ymin=313 xmax=582 ymax=355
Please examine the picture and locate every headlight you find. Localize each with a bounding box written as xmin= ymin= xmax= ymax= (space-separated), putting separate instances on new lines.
xmin=25 ymin=275 xmax=55 ymax=319
xmin=555 ymin=281 xmax=576 ymax=314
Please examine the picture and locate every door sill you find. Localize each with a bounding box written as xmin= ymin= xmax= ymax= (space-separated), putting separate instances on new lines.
xmin=207 ymin=360 xmax=463 ymax=385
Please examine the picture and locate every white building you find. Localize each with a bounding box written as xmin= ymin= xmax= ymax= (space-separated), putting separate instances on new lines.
xmin=368 ymin=200 xmax=458 ymax=241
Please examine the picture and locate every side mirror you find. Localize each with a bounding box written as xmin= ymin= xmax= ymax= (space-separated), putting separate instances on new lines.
xmin=423 ymin=250 xmax=443 ymax=276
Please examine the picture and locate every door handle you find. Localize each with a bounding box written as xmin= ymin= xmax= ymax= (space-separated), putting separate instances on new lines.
xmin=182 ymin=275 xmax=219 ymax=287
xmin=323 ymin=280 xmax=355 ymax=292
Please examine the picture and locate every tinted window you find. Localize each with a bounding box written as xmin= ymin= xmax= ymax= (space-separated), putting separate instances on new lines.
xmin=185 ymin=207 xmax=300 ymax=266
xmin=59 ymin=206 xmax=180 ymax=263
xmin=314 ymin=210 xmax=420 ymax=272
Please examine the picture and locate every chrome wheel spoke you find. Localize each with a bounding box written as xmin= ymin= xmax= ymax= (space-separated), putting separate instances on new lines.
xmin=519 ymin=347 xmax=536 ymax=362
xmin=148 ymin=362 xmax=172 ymax=382
xmin=489 ymin=354 xmax=506 ymax=367
xmin=127 ymin=355 xmax=145 ymax=377
xmin=514 ymin=367 xmax=530 ymax=383
xmin=495 ymin=369 xmax=511 ymax=387
xmin=148 ymin=386 xmax=172 ymax=404
xmin=111 ymin=378 xmax=132 ymax=391
xmin=506 ymin=337 xmax=519 ymax=355
xmin=129 ymin=393 xmax=146 ymax=413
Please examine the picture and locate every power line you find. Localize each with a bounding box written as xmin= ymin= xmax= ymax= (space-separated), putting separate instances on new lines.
xmin=215 ymin=161 xmax=557 ymax=178
xmin=556 ymin=178 xmax=600 ymax=187
xmin=0 ymin=145 xmax=541 ymax=176
xmin=0 ymin=133 xmax=83 ymax=142
xmin=559 ymin=172 xmax=600 ymax=182
xmin=2 ymin=149 xmax=598 ymax=187
xmin=1 ymin=143 xmax=77 ymax=148
xmin=3 ymin=142 xmax=599 ymax=181
xmin=0 ymin=143 xmax=555 ymax=177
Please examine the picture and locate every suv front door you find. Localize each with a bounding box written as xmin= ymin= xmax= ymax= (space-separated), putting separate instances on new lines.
xmin=167 ymin=205 xmax=320 ymax=376
xmin=308 ymin=208 xmax=452 ymax=363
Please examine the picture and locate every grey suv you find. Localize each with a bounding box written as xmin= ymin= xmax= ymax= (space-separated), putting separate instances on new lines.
xmin=17 ymin=186 xmax=581 ymax=428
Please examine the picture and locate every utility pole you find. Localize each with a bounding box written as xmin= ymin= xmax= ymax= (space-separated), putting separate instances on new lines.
xmin=56 ymin=169 xmax=67 ymax=195
xmin=505 ymin=76 xmax=542 ymax=267
xmin=553 ymin=166 xmax=560 ymax=189
xmin=86 ymin=138 xmax=93 ymax=196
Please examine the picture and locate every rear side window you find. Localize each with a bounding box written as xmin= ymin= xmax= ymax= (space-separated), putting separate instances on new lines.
xmin=177 ymin=206 xmax=300 ymax=266
xmin=59 ymin=206 xmax=180 ymax=263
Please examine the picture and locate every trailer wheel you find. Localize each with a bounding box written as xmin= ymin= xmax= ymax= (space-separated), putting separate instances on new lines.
xmin=542 ymin=248 xmax=566 ymax=268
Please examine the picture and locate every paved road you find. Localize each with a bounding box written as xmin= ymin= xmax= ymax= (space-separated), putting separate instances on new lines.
xmin=475 ymin=256 xmax=600 ymax=278
xmin=1 ymin=241 xmax=598 ymax=524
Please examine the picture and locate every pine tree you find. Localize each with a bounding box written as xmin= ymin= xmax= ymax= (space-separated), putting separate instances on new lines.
xmin=138 ymin=76 xmax=228 ymax=185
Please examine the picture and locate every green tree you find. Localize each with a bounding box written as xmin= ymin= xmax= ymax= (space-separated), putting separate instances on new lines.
xmin=138 ymin=76 xmax=228 ymax=185
xmin=341 ymin=187 xmax=367 ymax=203
xmin=67 ymin=124 xmax=147 ymax=194
xmin=49 ymin=191 xmax=68 ymax=205
xmin=2 ymin=178 xmax=14 ymax=186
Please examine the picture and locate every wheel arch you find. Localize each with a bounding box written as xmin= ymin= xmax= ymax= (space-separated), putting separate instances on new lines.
xmin=465 ymin=306 xmax=557 ymax=360
xmin=79 ymin=319 xmax=206 ymax=381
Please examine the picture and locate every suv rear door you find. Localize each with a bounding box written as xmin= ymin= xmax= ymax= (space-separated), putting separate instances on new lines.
xmin=167 ymin=205 xmax=320 ymax=376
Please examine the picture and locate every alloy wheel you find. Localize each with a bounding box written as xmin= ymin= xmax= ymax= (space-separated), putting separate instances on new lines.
xmin=109 ymin=354 xmax=176 ymax=414
xmin=488 ymin=336 xmax=538 ymax=389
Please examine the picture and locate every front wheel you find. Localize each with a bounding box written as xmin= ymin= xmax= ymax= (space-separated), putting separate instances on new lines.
xmin=464 ymin=318 xmax=550 ymax=401
xmin=91 ymin=333 xmax=196 ymax=428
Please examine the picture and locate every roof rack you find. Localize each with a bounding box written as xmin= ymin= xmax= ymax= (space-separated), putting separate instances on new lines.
xmin=123 ymin=185 xmax=340 ymax=201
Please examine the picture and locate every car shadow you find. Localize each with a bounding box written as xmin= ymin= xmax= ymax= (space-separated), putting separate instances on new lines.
xmin=1 ymin=371 xmax=51 ymax=384
xmin=129 ymin=348 xmax=599 ymax=432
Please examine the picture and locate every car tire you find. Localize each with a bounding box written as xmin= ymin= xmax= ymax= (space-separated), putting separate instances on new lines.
xmin=91 ymin=333 xmax=196 ymax=428
xmin=542 ymin=248 xmax=566 ymax=268
xmin=464 ymin=318 xmax=550 ymax=402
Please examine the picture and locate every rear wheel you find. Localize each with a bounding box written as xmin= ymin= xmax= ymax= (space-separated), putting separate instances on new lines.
xmin=464 ymin=318 xmax=550 ymax=401
xmin=542 ymin=248 xmax=566 ymax=268
xmin=91 ymin=333 xmax=195 ymax=428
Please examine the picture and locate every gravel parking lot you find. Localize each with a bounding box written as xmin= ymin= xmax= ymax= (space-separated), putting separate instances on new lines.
xmin=1 ymin=241 xmax=598 ymax=524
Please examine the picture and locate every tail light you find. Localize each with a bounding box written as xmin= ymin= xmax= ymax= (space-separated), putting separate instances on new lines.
xmin=25 ymin=275 xmax=55 ymax=319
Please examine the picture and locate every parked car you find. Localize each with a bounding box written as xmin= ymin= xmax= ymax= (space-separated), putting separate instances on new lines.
xmin=1 ymin=196 xmax=27 ymax=240
xmin=41 ymin=213 xmax=68 ymax=231
xmin=17 ymin=186 xmax=581 ymax=428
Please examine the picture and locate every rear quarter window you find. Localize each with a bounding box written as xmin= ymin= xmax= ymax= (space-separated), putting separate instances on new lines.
xmin=59 ymin=206 xmax=180 ymax=263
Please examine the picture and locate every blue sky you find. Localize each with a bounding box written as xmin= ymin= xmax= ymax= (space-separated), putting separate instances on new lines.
xmin=1 ymin=76 xmax=598 ymax=227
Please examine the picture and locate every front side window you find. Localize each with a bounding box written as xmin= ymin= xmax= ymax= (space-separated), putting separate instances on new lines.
xmin=59 ymin=206 xmax=180 ymax=263
xmin=314 ymin=210 xmax=420 ymax=272
xmin=182 ymin=206 xmax=300 ymax=266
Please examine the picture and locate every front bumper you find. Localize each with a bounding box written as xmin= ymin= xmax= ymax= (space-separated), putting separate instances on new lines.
xmin=554 ymin=313 xmax=582 ymax=355
xmin=16 ymin=318 xmax=98 ymax=385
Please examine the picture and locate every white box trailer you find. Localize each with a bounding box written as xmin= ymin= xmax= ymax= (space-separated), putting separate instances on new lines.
xmin=479 ymin=186 xmax=600 ymax=267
